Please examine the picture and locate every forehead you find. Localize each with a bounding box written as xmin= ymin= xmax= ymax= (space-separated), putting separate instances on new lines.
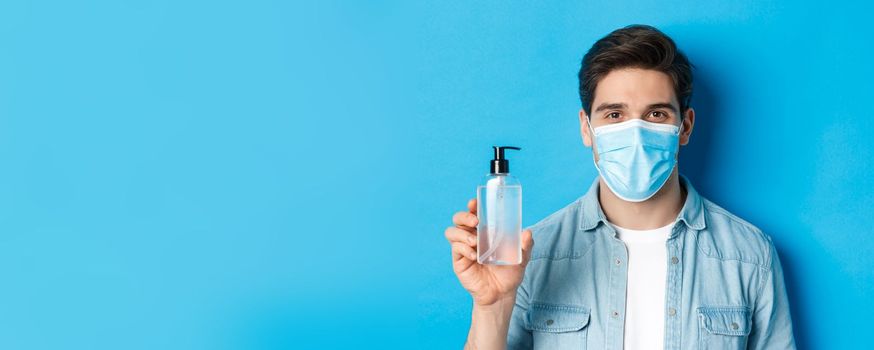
xmin=592 ymin=68 xmax=678 ymax=108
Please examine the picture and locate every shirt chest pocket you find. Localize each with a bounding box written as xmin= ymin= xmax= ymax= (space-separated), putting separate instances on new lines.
xmin=526 ymin=303 xmax=590 ymax=349
xmin=697 ymin=306 xmax=751 ymax=350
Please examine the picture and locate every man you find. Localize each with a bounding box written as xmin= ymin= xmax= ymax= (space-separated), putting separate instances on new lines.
xmin=444 ymin=24 xmax=795 ymax=349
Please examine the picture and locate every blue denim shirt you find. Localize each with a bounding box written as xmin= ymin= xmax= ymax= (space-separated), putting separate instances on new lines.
xmin=507 ymin=175 xmax=796 ymax=349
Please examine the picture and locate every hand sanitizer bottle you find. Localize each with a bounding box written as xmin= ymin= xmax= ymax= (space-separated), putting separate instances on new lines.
xmin=477 ymin=146 xmax=522 ymax=265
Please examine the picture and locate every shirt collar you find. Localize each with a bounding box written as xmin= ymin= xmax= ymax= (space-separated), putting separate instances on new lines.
xmin=577 ymin=173 xmax=706 ymax=231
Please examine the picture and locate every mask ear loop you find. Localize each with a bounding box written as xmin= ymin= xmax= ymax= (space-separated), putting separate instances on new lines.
xmin=583 ymin=117 xmax=611 ymax=204
xmin=586 ymin=115 xmax=601 ymax=171
xmin=672 ymin=117 xmax=685 ymax=176
xmin=586 ymin=115 xmax=595 ymax=137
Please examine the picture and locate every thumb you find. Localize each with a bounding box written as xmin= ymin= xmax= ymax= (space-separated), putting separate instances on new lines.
xmin=520 ymin=229 xmax=534 ymax=264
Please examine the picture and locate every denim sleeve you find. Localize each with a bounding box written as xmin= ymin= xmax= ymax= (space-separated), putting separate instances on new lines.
xmin=506 ymin=267 xmax=532 ymax=349
xmin=747 ymin=238 xmax=797 ymax=349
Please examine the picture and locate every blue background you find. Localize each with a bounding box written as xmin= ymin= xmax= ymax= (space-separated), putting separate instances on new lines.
xmin=0 ymin=0 xmax=871 ymax=349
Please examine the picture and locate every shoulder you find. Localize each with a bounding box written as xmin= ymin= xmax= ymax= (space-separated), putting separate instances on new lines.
xmin=697 ymin=198 xmax=776 ymax=270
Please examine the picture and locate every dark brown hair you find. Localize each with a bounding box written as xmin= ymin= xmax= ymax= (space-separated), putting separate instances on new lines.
xmin=578 ymin=24 xmax=693 ymax=116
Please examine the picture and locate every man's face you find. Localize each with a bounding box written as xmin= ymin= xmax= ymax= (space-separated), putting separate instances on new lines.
xmin=579 ymin=67 xmax=695 ymax=162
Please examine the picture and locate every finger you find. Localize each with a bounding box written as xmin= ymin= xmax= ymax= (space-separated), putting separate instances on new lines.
xmin=452 ymin=241 xmax=478 ymax=262
xmin=521 ymin=229 xmax=534 ymax=263
xmin=444 ymin=226 xmax=477 ymax=246
xmin=467 ymin=198 xmax=477 ymax=215
xmin=452 ymin=246 xmax=476 ymax=273
xmin=452 ymin=210 xmax=478 ymax=229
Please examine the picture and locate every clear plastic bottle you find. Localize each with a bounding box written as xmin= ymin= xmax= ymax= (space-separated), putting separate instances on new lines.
xmin=477 ymin=146 xmax=522 ymax=265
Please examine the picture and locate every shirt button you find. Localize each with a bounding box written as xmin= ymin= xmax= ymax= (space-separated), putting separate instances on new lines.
xmin=612 ymin=310 xmax=619 ymax=318
xmin=731 ymin=322 xmax=739 ymax=330
xmin=615 ymin=258 xmax=622 ymax=265
xmin=668 ymin=308 xmax=677 ymax=316
xmin=671 ymin=256 xmax=679 ymax=264
xmin=546 ymin=319 xmax=554 ymax=325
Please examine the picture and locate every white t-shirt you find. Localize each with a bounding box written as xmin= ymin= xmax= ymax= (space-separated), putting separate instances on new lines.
xmin=610 ymin=220 xmax=675 ymax=350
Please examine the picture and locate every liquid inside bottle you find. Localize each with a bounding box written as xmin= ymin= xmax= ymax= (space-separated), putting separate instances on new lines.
xmin=477 ymin=176 xmax=522 ymax=265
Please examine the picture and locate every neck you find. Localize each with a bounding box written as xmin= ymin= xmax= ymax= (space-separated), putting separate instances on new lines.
xmin=598 ymin=169 xmax=686 ymax=230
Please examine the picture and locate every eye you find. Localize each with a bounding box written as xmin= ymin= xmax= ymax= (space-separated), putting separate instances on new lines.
xmin=649 ymin=110 xmax=668 ymax=119
xmin=606 ymin=112 xmax=621 ymax=119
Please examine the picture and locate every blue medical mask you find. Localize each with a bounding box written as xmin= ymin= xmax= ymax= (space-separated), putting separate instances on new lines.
xmin=589 ymin=118 xmax=682 ymax=202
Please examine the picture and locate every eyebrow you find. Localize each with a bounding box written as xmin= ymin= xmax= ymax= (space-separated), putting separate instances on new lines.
xmin=593 ymin=102 xmax=679 ymax=114
xmin=594 ymin=102 xmax=627 ymax=113
xmin=646 ymin=102 xmax=679 ymax=114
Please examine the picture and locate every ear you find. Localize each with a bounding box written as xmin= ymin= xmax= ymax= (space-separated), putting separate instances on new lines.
xmin=679 ymin=107 xmax=695 ymax=146
xmin=580 ymin=108 xmax=593 ymax=147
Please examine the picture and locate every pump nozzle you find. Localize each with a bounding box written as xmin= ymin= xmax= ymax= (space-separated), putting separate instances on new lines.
xmin=490 ymin=146 xmax=521 ymax=174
